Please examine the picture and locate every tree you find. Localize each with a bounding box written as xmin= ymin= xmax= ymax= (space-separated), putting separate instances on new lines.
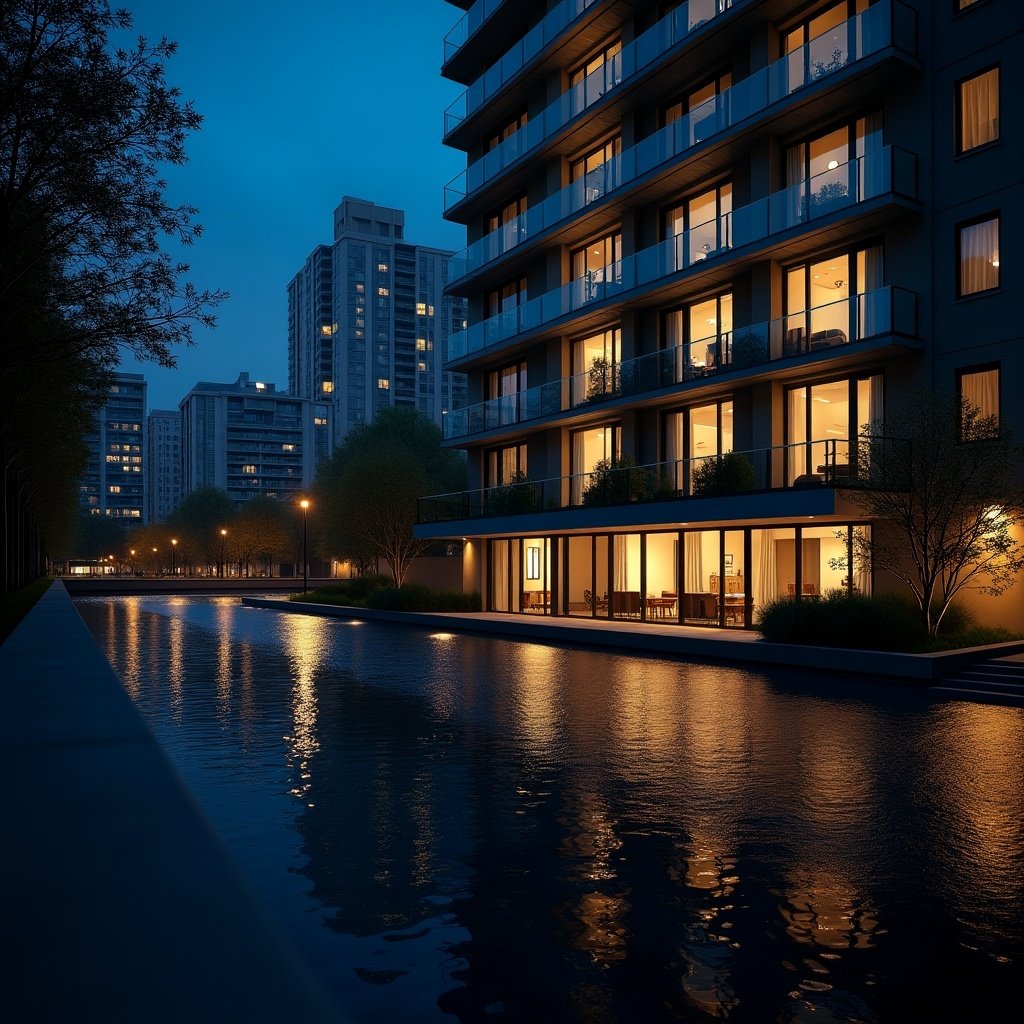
xmin=314 ymin=408 xmax=466 ymax=587
xmin=844 ymin=388 xmax=1024 ymax=635
xmin=168 ymin=487 xmax=235 ymax=572
xmin=0 ymin=1 xmax=225 ymax=592
xmin=231 ymin=496 xmax=292 ymax=577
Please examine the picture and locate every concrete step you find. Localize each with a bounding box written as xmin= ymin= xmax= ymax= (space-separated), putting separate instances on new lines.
xmin=940 ymin=676 xmax=1024 ymax=695
xmin=929 ymin=685 xmax=1024 ymax=708
xmin=955 ymin=670 xmax=1024 ymax=686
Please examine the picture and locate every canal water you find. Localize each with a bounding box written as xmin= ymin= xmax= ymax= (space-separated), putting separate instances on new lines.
xmin=76 ymin=595 xmax=1023 ymax=1024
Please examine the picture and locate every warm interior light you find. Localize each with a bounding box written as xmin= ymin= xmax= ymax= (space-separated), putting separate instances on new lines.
xmin=827 ymin=159 xmax=839 ymax=170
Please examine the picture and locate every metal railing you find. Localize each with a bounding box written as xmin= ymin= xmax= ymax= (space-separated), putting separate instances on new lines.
xmin=443 ymin=0 xmax=915 ymax=214
xmin=443 ymin=0 xmax=507 ymax=64
xmin=418 ymin=439 xmax=872 ymax=522
xmin=444 ymin=0 xmax=604 ymax=130
xmin=442 ymin=287 xmax=917 ymax=440
xmin=448 ymin=147 xmax=917 ymax=361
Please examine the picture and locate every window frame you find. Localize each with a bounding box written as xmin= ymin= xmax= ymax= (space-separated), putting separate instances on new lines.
xmin=955 ymin=363 xmax=1001 ymax=441
xmin=955 ymin=213 xmax=1001 ymax=299
xmin=955 ymin=64 xmax=1000 ymax=155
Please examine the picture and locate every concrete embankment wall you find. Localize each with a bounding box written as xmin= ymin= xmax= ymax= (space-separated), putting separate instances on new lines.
xmin=0 ymin=581 xmax=339 ymax=1022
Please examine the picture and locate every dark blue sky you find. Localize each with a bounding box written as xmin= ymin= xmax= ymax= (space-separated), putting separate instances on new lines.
xmin=120 ymin=0 xmax=467 ymax=411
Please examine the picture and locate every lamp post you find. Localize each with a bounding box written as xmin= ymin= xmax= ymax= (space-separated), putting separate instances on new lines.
xmin=299 ymin=499 xmax=310 ymax=594
xmin=130 ymin=549 xmax=136 ymax=576
xmin=171 ymin=537 xmax=178 ymax=577
xmin=219 ymin=528 xmax=228 ymax=578
xmin=152 ymin=547 xmax=158 ymax=576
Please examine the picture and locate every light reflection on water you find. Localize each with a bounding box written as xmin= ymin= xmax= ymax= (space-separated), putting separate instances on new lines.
xmin=75 ymin=595 xmax=1024 ymax=1024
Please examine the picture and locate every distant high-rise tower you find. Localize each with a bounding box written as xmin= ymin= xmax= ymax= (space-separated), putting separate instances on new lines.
xmin=288 ymin=197 xmax=467 ymax=441
xmin=179 ymin=372 xmax=332 ymax=507
xmin=78 ymin=372 xmax=147 ymax=522
xmin=146 ymin=409 xmax=182 ymax=523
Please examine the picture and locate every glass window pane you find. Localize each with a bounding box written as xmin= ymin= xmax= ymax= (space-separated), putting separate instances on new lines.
xmin=960 ymin=68 xmax=999 ymax=152
xmin=959 ymin=218 xmax=999 ymax=295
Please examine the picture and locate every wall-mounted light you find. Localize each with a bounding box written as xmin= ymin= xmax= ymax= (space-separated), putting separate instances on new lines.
xmin=526 ymin=544 xmax=541 ymax=580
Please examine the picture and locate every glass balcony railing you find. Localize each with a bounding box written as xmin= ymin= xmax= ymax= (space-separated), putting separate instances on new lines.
xmin=443 ymin=0 xmax=507 ymax=65
xmin=443 ymin=0 xmax=746 ymax=211
xmin=444 ymin=0 xmax=605 ymax=133
xmin=442 ymin=286 xmax=916 ymax=440
xmin=444 ymin=0 xmax=917 ymax=216
xmin=448 ymin=147 xmax=917 ymax=362
xmin=447 ymin=0 xmax=915 ymax=269
xmin=418 ymin=437 xmax=872 ymax=523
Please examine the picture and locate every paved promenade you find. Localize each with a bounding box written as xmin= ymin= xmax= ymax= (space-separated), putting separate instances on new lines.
xmin=0 ymin=581 xmax=339 ymax=1023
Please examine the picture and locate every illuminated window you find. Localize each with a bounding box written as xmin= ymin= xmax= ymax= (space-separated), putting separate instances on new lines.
xmin=108 ymin=485 xmax=121 ymax=493
xmin=242 ymin=464 xmax=257 ymax=474
xmin=416 ymin=338 xmax=427 ymax=350
xmin=418 ymin=361 xmax=427 ymax=371
xmin=320 ymin=324 xmax=333 ymax=336
xmin=106 ymin=455 xmax=119 ymax=463
xmin=957 ymin=67 xmax=999 ymax=153
xmin=322 ymin=380 xmax=334 ymax=393
xmin=356 ymin=282 xmax=364 ymax=293
xmin=282 ymin=443 xmax=295 ymax=451
xmin=377 ymin=378 xmax=390 ymax=390
xmin=428 ymin=305 xmax=435 ymax=316
xmin=416 ymin=302 xmax=427 ymax=315
xmin=378 ymin=286 xmax=389 ymax=297
xmin=314 ymin=416 xmax=328 ymax=426
xmin=255 ymin=382 xmax=266 ymax=390
xmin=957 ymin=365 xmax=1000 ymax=438
xmin=958 ymin=215 xmax=1000 ymax=296
xmin=378 ymin=262 xmax=388 ymax=272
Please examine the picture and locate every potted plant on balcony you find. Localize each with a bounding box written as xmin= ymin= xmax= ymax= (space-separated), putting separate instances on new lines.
xmin=730 ymin=330 xmax=767 ymax=370
xmin=586 ymin=356 xmax=620 ymax=402
xmin=488 ymin=470 xmax=536 ymax=515
xmin=810 ymin=179 xmax=849 ymax=214
xmin=691 ymin=451 xmax=756 ymax=496
xmin=582 ymin=455 xmax=650 ymax=506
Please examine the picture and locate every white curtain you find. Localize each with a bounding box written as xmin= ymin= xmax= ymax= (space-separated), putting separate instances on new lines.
xmin=961 ymin=69 xmax=999 ymax=152
xmin=853 ymin=526 xmax=871 ymax=595
xmin=960 ymin=218 xmax=999 ymax=295
xmin=754 ymin=529 xmax=778 ymax=611
xmin=614 ymin=535 xmax=628 ymax=591
xmin=664 ymin=412 xmax=682 ymax=491
xmin=684 ymin=533 xmax=703 ymax=593
xmin=571 ymin=433 xmax=586 ymax=505
xmin=492 ymin=540 xmax=508 ymax=611
xmin=961 ymin=368 xmax=999 ymax=421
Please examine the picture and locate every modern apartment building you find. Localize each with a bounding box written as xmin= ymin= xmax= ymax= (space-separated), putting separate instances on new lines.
xmin=288 ymin=197 xmax=469 ymax=442
xmin=146 ymin=409 xmax=182 ymax=524
xmin=419 ymin=0 xmax=1022 ymax=629
xmin=180 ymin=372 xmax=333 ymax=507
xmin=78 ymin=372 xmax=147 ymax=522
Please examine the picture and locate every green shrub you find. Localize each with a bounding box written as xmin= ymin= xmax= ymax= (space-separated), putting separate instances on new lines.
xmin=366 ymin=585 xmax=481 ymax=612
xmin=290 ymin=573 xmax=391 ymax=605
xmin=756 ymin=592 xmax=1019 ymax=652
xmin=692 ymin=451 xmax=756 ymax=496
xmin=756 ymin=591 xmax=924 ymax=651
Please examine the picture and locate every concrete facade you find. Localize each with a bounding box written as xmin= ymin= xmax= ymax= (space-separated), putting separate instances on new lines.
xmin=146 ymin=408 xmax=182 ymax=523
xmin=288 ymin=197 xmax=469 ymax=442
xmin=180 ymin=372 xmax=333 ymax=507
xmin=78 ymin=372 xmax=147 ymax=523
xmin=424 ymin=0 xmax=1024 ymax=632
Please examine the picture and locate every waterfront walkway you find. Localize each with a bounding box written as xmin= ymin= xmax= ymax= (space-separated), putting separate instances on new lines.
xmin=0 ymin=581 xmax=339 ymax=1023
xmin=246 ymin=596 xmax=1024 ymax=683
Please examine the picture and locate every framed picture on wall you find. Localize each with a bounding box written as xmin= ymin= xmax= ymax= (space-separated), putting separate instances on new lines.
xmin=724 ymin=553 xmax=734 ymax=568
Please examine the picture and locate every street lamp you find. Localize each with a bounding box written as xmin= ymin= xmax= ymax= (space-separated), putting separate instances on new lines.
xmin=152 ymin=547 xmax=158 ymax=577
xmin=299 ymin=499 xmax=310 ymax=594
xmin=171 ymin=537 xmax=178 ymax=577
xmin=219 ymin=528 xmax=228 ymax=578
xmin=130 ymin=549 xmax=136 ymax=575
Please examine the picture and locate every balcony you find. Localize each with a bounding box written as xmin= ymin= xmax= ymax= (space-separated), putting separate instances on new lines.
xmin=443 ymin=0 xmax=747 ymax=215
xmin=444 ymin=0 xmax=917 ymax=218
xmin=442 ymin=286 xmax=917 ymax=441
xmin=444 ymin=0 xmax=607 ymax=137
xmin=418 ymin=437 xmax=882 ymax=524
xmin=443 ymin=0 xmax=507 ymax=66
xmin=448 ymin=147 xmax=918 ymax=365
xmin=446 ymin=0 xmax=917 ymax=268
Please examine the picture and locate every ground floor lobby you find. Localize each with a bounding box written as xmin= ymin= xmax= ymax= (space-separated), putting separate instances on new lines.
xmin=483 ymin=521 xmax=872 ymax=630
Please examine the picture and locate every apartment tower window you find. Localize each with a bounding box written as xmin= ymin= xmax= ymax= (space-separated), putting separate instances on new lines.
xmin=957 ymin=67 xmax=999 ymax=152
xmin=958 ymin=216 xmax=1000 ymax=296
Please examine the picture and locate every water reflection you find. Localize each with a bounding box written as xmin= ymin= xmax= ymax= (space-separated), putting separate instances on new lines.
xmin=74 ymin=596 xmax=1024 ymax=1024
